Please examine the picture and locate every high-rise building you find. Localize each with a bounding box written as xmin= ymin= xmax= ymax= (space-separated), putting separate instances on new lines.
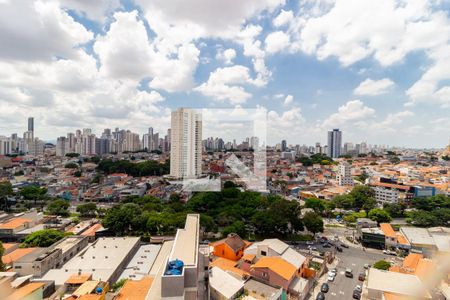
xmin=56 ymin=136 xmax=67 ymax=157
xmin=0 ymin=136 xmax=12 ymax=155
xmin=281 ymin=140 xmax=287 ymax=152
xmin=327 ymin=129 xmax=342 ymax=158
xmin=337 ymin=161 xmax=354 ymax=186
xmin=28 ymin=117 xmax=34 ymax=133
xmin=170 ymin=108 xmax=202 ymax=179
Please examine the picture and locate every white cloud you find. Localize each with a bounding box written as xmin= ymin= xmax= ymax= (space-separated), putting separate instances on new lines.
xmin=353 ymin=78 xmax=395 ymax=96
xmin=265 ymin=31 xmax=290 ymax=54
xmin=59 ymin=0 xmax=121 ymax=23
xmin=283 ymin=94 xmax=294 ymax=106
xmin=0 ymin=0 xmax=93 ymax=61
xmin=93 ymin=11 xmax=200 ymax=92
xmin=273 ymin=9 xmax=294 ymax=27
xmin=194 ymin=65 xmax=259 ymax=104
xmin=406 ymin=44 xmax=450 ymax=107
xmin=372 ymin=110 xmax=414 ymax=131
xmin=216 ymin=48 xmax=237 ymax=65
xmin=322 ymin=100 xmax=375 ymax=129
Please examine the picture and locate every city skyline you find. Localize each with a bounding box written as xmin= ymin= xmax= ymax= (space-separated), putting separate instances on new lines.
xmin=0 ymin=1 xmax=449 ymax=148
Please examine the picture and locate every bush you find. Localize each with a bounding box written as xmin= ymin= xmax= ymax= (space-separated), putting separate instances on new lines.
xmin=21 ymin=229 xmax=65 ymax=247
xmin=373 ymin=260 xmax=391 ymax=270
xmin=65 ymin=162 xmax=79 ymax=169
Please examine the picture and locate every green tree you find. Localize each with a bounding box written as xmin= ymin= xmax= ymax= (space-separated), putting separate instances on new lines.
xmin=102 ymin=203 xmax=142 ymax=235
xmin=46 ymin=199 xmax=70 ymax=216
xmin=20 ymin=186 xmax=48 ymax=204
xmin=305 ymin=198 xmax=326 ymax=214
xmin=222 ymin=221 xmax=247 ymax=238
xmin=349 ymin=185 xmax=375 ymax=210
xmin=332 ymin=194 xmax=354 ymax=209
xmin=76 ymin=203 xmax=97 ymax=217
xmin=368 ymin=208 xmax=392 ymax=223
xmin=223 ymin=181 xmax=236 ymax=189
xmin=0 ymin=241 xmax=5 ymax=271
xmin=302 ymin=212 xmax=324 ymax=235
xmin=64 ymin=162 xmax=79 ymax=169
xmin=21 ymin=229 xmax=65 ymax=247
xmin=383 ymin=203 xmax=406 ymax=218
xmin=407 ymin=210 xmax=438 ymax=227
xmin=0 ymin=182 xmax=13 ymax=211
xmin=373 ymin=260 xmax=391 ymax=270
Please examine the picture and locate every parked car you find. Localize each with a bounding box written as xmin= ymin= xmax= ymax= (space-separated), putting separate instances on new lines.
xmin=306 ymin=241 xmax=314 ymax=245
xmin=340 ymin=243 xmax=349 ymax=248
xmin=336 ymin=246 xmax=343 ymax=252
xmin=352 ymin=290 xmax=361 ymax=299
xmin=364 ymin=263 xmax=371 ymax=269
xmin=323 ymin=243 xmax=332 ymax=248
xmin=316 ymin=292 xmax=326 ymax=300
xmin=327 ymin=274 xmax=335 ymax=282
xmin=354 ymin=285 xmax=362 ymax=293
xmin=345 ymin=268 xmax=353 ymax=278
xmin=358 ymin=273 xmax=366 ymax=281
xmin=328 ymin=270 xmax=337 ymax=277
xmin=321 ymin=283 xmax=329 ymax=293
xmin=308 ymin=245 xmax=318 ymax=251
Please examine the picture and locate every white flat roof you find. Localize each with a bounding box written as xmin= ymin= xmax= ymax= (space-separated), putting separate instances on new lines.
xmin=401 ymin=227 xmax=436 ymax=246
xmin=209 ymin=267 xmax=244 ymax=299
xmin=41 ymin=237 xmax=139 ymax=285
xmin=168 ymin=214 xmax=199 ymax=266
xmin=119 ymin=244 xmax=161 ymax=280
xmin=367 ymin=268 xmax=431 ymax=298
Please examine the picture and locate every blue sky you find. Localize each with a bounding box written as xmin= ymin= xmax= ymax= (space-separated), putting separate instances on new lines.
xmin=0 ymin=0 xmax=449 ymax=148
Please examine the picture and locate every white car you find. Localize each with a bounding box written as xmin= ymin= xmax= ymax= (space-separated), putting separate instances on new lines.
xmin=354 ymin=285 xmax=362 ymax=293
xmin=328 ymin=270 xmax=337 ymax=277
xmin=327 ymin=275 xmax=335 ymax=282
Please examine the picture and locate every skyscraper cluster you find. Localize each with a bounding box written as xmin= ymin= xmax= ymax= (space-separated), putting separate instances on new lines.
xmin=56 ymin=127 xmax=171 ymax=157
xmin=0 ymin=117 xmax=45 ymax=156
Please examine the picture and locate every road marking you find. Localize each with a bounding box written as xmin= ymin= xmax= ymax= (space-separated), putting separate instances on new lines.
xmin=339 ymin=291 xmax=345 ymax=295
xmin=331 ymin=292 xmax=337 ymax=296
xmin=351 ymin=263 xmax=356 ymax=266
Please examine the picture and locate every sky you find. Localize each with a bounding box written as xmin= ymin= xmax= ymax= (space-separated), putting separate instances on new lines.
xmin=0 ymin=0 xmax=449 ymax=148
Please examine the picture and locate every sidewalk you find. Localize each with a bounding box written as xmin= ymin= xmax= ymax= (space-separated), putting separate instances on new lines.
xmin=308 ymin=257 xmax=340 ymax=300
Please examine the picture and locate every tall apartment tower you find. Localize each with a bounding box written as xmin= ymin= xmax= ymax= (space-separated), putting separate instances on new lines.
xmin=281 ymin=140 xmax=287 ymax=152
xmin=170 ymin=108 xmax=202 ymax=179
xmin=327 ymin=129 xmax=342 ymax=158
xmin=337 ymin=161 xmax=354 ymax=186
xmin=28 ymin=117 xmax=34 ymax=132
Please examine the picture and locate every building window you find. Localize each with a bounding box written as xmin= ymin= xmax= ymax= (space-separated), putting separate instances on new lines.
xmin=261 ymin=251 xmax=267 ymax=256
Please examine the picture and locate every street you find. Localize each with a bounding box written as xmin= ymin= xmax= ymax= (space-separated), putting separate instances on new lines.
xmin=303 ymin=224 xmax=393 ymax=300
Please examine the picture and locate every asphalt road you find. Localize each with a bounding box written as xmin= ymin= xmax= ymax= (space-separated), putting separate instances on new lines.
xmin=301 ymin=224 xmax=395 ymax=300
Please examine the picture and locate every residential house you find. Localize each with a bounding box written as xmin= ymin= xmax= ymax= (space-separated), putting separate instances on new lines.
xmin=210 ymin=233 xmax=251 ymax=261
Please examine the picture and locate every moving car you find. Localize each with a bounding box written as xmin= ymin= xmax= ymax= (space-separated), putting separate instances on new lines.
xmin=321 ymin=283 xmax=329 ymax=293
xmin=345 ymin=268 xmax=353 ymax=278
xmin=316 ymin=292 xmax=325 ymax=300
